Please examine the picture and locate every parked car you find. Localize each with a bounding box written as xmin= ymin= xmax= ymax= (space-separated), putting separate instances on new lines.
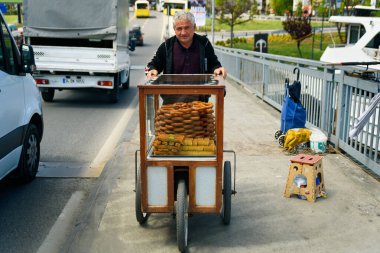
xmin=0 ymin=12 xmax=43 ymax=182
xmin=129 ymin=25 xmax=144 ymax=46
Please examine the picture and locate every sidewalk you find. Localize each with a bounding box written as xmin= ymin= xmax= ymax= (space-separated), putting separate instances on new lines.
xmin=68 ymin=78 xmax=380 ymax=253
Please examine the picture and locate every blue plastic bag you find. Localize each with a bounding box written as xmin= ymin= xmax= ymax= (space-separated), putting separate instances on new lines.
xmin=280 ymin=79 xmax=306 ymax=133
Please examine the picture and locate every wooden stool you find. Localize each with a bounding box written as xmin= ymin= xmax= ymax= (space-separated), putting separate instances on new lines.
xmin=284 ymin=154 xmax=326 ymax=203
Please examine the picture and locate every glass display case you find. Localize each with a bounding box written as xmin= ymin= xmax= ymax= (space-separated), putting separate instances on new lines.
xmin=139 ymin=74 xmax=225 ymax=159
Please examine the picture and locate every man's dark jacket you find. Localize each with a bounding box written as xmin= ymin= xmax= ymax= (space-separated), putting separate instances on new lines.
xmin=147 ymin=33 xmax=222 ymax=74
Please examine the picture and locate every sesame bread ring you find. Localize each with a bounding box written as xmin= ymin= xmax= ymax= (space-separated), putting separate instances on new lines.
xmin=183 ymin=119 xmax=192 ymax=124
xmin=173 ymin=128 xmax=185 ymax=132
xmin=174 ymin=102 xmax=186 ymax=107
xmin=194 ymin=126 xmax=203 ymax=131
xmin=192 ymin=120 xmax=203 ymax=125
xmin=178 ymin=107 xmax=191 ymax=113
xmin=190 ymin=110 xmax=199 ymax=115
xmin=159 ymin=109 xmax=171 ymax=113
xmin=203 ymin=102 xmax=213 ymax=109
xmin=192 ymin=106 xmax=204 ymax=112
xmin=183 ymin=124 xmax=193 ymax=129
xmin=172 ymin=122 xmax=184 ymax=127
xmin=171 ymin=116 xmax=183 ymax=122
xmin=182 ymin=113 xmax=192 ymax=119
xmin=190 ymin=116 xmax=200 ymax=121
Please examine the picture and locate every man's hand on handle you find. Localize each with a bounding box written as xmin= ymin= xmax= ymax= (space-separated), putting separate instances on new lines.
xmin=146 ymin=69 xmax=158 ymax=78
xmin=214 ymin=67 xmax=227 ymax=79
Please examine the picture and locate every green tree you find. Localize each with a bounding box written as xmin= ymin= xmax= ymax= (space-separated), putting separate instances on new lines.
xmin=215 ymin=0 xmax=255 ymax=47
xmin=333 ymin=0 xmax=361 ymax=43
xmin=282 ymin=16 xmax=312 ymax=57
xmin=316 ymin=0 xmax=327 ymax=17
xmin=294 ymin=1 xmax=303 ymax=16
xmin=251 ymin=0 xmax=258 ymax=15
xmin=270 ymin=0 xmax=293 ymax=15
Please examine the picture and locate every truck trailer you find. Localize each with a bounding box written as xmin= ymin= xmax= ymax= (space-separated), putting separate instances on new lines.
xmin=23 ymin=0 xmax=133 ymax=103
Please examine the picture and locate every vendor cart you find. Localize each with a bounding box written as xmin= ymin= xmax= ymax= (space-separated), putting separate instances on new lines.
xmin=135 ymin=74 xmax=236 ymax=252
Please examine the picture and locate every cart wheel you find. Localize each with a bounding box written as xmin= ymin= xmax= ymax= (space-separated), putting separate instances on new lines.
xmin=221 ymin=161 xmax=232 ymax=225
xmin=135 ymin=168 xmax=149 ymax=224
xmin=278 ymin=134 xmax=286 ymax=147
xmin=176 ymin=180 xmax=188 ymax=252
xmin=274 ymin=130 xmax=283 ymax=140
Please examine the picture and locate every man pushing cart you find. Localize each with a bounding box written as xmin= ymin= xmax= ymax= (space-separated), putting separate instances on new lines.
xmin=135 ymin=74 xmax=236 ymax=252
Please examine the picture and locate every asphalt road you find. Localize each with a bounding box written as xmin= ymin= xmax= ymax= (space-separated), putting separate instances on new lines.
xmin=0 ymin=10 xmax=162 ymax=253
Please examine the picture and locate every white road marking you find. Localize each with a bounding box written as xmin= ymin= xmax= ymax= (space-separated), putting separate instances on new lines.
xmin=88 ymin=95 xmax=138 ymax=177
xmin=37 ymin=191 xmax=85 ymax=253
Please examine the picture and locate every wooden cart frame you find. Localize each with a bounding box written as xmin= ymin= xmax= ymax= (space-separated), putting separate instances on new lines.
xmin=135 ymin=74 xmax=236 ymax=252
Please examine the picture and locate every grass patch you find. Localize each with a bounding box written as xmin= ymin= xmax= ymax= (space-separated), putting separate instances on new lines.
xmin=3 ymin=15 xmax=21 ymax=26
xmin=214 ymin=27 xmax=344 ymax=60
xmin=199 ymin=18 xmax=333 ymax=32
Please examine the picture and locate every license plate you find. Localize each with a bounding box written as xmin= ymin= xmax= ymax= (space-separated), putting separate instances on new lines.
xmin=62 ymin=78 xmax=85 ymax=84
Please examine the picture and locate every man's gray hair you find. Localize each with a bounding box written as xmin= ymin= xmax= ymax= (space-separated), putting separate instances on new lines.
xmin=173 ymin=11 xmax=195 ymax=28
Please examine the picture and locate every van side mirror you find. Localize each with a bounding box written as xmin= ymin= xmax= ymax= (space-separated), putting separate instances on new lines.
xmin=21 ymin=45 xmax=36 ymax=74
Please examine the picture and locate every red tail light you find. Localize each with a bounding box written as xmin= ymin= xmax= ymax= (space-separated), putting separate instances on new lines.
xmin=98 ymin=81 xmax=113 ymax=86
xmin=35 ymin=79 xmax=49 ymax=85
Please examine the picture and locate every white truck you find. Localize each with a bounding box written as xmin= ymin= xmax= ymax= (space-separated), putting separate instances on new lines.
xmin=23 ymin=0 xmax=134 ymax=103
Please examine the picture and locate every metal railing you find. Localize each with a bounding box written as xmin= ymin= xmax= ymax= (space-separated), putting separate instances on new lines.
xmin=215 ymin=46 xmax=380 ymax=177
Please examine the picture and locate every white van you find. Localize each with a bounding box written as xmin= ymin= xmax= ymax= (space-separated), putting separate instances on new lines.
xmin=0 ymin=12 xmax=43 ymax=182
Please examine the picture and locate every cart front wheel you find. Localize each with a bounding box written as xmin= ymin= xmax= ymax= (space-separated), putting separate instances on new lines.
xmin=176 ymin=180 xmax=188 ymax=252
xmin=221 ymin=161 xmax=232 ymax=225
xmin=135 ymin=168 xmax=149 ymax=224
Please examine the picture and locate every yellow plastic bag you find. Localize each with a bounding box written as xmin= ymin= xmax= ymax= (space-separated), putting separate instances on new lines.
xmin=284 ymin=128 xmax=311 ymax=150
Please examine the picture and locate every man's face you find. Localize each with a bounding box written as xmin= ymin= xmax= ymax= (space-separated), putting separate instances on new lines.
xmin=174 ymin=19 xmax=195 ymax=46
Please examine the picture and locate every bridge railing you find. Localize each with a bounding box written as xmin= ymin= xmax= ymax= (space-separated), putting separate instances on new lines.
xmin=215 ymin=46 xmax=380 ymax=177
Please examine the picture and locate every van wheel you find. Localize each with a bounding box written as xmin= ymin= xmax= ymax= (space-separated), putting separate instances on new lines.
xmin=17 ymin=124 xmax=40 ymax=183
xmin=41 ymin=89 xmax=55 ymax=102
xmin=122 ymin=72 xmax=130 ymax=90
xmin=109 ymin=74 xmax=120 ymax=103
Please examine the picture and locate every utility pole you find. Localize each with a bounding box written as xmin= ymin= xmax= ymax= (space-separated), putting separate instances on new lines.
xmin=328 ymin=0 xmax=331 ymax=17
xmin=17 ymin=4 xmax=22 ymax=23
xmin=320 ymin=10 xmax=324 ymax=50
xmin=212 ymin=0 xmax=215 ymax=44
